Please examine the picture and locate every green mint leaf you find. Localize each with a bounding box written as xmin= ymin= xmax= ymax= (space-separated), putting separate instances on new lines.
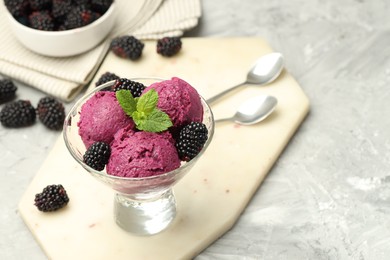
xmin=137 ymin=89 xmax=158 ymax=115
xmin=131 ymin=111 xmax=146 ymax=125
xmin=117 ymin=87 xmax=172 ymax=132
xmin=116 ymin=90 xmax=136 ymax=116
xmin=135 ymin=108 xmax=172 ymax=132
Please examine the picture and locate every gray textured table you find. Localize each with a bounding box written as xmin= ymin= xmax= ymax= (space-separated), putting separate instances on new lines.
xmin=2 ymin=1 xmax=390 ymax=259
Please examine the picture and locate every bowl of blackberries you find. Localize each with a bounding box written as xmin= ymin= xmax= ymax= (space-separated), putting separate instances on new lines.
xmin=4 ymin=0 xmax=116 ymax=57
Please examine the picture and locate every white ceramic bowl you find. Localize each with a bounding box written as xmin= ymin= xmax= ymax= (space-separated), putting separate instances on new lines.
xmin=5 ymin=3 xmax=116 ymax=57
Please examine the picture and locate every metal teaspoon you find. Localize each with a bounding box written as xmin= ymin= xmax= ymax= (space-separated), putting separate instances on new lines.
xmin=207 ymin=52 xmax=284 ymax=104
xmin=215 ymin=95 xmax=278 ymax=125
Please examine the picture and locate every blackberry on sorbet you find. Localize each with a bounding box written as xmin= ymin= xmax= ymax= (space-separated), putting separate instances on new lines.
xmin=112 ymin=78 xmax=146 ymax=97
xmin=95 ymin=72 xmax=120 ymax=87
xmin=83 ymin=141 xmax=111 ymax=171
xmin=175 ymin=122 xmax=208 ymax=161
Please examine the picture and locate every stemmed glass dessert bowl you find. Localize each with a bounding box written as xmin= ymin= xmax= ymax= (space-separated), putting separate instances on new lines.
xmin=63 ymin=78 xmax=214 ymax=235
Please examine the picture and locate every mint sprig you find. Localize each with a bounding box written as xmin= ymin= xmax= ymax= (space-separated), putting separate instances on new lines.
xmin=116 ymin=89 xmax=173 ymax=132
xmin=116 ymin=89 xmax=136 ymax=116
xmin=136 ymin=88 xmax=157 ymax=114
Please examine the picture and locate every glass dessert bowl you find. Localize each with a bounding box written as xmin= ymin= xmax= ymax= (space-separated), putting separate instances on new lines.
xmin=63 ymin=78 xmax=214 ymax=235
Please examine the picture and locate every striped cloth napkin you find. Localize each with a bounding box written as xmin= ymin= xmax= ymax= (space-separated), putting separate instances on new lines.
xmin=0 ymin=0 xmax=201 ymax=102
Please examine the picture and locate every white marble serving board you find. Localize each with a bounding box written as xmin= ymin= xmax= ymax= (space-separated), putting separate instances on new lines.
xmin=18 ymin=38 xmax=309 ymax=259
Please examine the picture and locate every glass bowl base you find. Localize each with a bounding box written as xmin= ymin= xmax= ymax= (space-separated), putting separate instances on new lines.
xmin=114 ymin=189 xmax=176 ymax=235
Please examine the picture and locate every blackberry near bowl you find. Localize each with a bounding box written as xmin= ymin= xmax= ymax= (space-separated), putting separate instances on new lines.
xmin=4 ymin=0 xmax=116 ymax=57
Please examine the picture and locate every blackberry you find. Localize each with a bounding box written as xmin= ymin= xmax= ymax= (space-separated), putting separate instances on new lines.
xmin=175 ymin=122 xmax=208 ymax=161
xmin=73 ymin=0 xmax=91 ymax=5
xmin=95 ymin=72 xmax=120 ymax=87
xmin=0 ymin=79 xmax=17 ymax=103
xmin=29 ymin=11 xmax=55 ymax=31
xmin=112 ymin=78 xmax=145 ymax=97
xmin=37 ymin=96 xmax=65 ymax=130
xmin=34 ymin=184 xmax=69 ymax=212
xmin=110 ymin=36 xmax=144 ymax=60
xmin=52 ymin=0 xmax=72 ymax=21
xmin=15 ymin=15 xmax=30 ymax=26
xmin=157 ymin=37 xmax=182 ymax=57
xmin=0 ymin=100 xmax=36 ymax=128
xmin=29 ymin=0 xmax=51 ymax=11
xmin=83 ymin=142 xmax=111 ymax=171
xmin=4 ymin=0 xmax=30 ymax=17
xmin=63 ymin=5 xmax=100 ymax=30
xmin=91 ymin=0 xmax=113 ymax=13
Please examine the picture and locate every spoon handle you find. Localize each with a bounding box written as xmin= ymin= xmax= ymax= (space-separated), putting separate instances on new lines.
xmin=214 ymin=117 xmax=234 ymax=123
xmin=206 ymin=82 xmax=245 ymax=104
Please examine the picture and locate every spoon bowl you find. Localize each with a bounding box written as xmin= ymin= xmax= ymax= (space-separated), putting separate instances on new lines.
xmin=215 ymin=95 xmax=277 ymax=125
xmin=207 ymin=52 xmax=284 ymax=104
xmin=246 ymin=53 xmax=284 ymax=84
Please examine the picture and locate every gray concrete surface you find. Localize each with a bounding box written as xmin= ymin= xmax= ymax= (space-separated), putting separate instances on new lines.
xmin=2 ymin=0 xmax=390 ymax=259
